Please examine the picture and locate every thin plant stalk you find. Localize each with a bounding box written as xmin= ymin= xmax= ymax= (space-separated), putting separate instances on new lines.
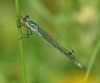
xmin=15 ymin=0 xmax=27 ymax=83
xmin=84 ymin=39 xmax=100 ymax=83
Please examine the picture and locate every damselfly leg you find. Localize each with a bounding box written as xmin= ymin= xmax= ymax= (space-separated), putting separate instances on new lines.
xmin=16 ymin=16 xmax=23 ymax=28
xmin=27 ymin=27 xmax=32 ymax=35
xmin=17 ymin=20 xmax=33 ymax=40
xmin=18 ymin=28 xmax=33 ymax=40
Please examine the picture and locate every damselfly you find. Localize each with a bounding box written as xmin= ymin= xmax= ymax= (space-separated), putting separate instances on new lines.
xmin=18 ymin=15 xmax=84 ymax=69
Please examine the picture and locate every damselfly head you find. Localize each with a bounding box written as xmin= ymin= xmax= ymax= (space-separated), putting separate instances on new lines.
xmin=23 ymin=15 xmax=30 ymax=22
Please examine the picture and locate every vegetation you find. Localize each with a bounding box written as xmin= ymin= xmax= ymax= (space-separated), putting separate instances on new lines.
xmin=0 ymin=0 xmax=100 ymax=83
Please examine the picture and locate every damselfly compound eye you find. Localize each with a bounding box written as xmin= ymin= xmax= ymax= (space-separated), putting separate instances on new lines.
xmin=23 ymin=15 xmax=30 ymax=21
xmin=25 ymin=15 xmax=29 ymax=18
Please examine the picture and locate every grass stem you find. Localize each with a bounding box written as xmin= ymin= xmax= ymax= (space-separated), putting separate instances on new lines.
xmin=15 ymin=0 xmax=27 ymax=83
xmin=84 ymin=39 xmax=100 ymax=83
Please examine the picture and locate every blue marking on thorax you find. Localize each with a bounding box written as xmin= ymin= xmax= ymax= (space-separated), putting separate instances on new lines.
xmin=27 ymin=20 xmax=42 ymax=36
xmin=28 ymin=20 xmax=38 ymax=28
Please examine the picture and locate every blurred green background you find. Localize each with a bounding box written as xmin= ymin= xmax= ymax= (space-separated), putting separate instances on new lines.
xmin=0 ymin=0 xmax=100 ymax=83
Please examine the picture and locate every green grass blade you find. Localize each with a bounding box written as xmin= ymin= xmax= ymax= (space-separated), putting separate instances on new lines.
xmin=84 ymin=39 xmax=100 ymax=83
xmin=15 ymin=0 xmax=27 ymax=83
